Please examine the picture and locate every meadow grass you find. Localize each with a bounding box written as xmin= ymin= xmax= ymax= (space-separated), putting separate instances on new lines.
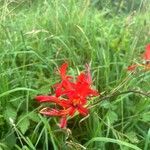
xmin=0 ymin=0 xmax=150 ymax=149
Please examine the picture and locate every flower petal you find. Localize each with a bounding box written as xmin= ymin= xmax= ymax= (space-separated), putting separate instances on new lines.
xmin=144 ymin=44 xmax=150 ymax=61
xmin=35 ymin=96 xmax=69 ymax=108
xmin=77 ymin=73 xmax=87 ymax=83
xmin=85 ymin=64 xmax=92 ymax=84
xmin=59 ymin=100 xmax=71 ymax=108
xmin=59 ymin=117 xmax=67 ymax=128
xmin=77 ymin=105 xmax=89 ymax=116
xmin=39 ymin=108 xmax=61 ymax=116
xmin=35 ymin=95 xmax=60 ymax=103
xmin=68 ymin=107 xmax=76 ymax=116
xmin=58 ymin=62 xmax=68 ymax=79
xmin=53 ymin=79 xmax=74 ymax=97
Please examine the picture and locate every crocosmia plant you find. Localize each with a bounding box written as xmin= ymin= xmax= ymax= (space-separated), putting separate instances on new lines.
xmin=35 ymin=63 xmax=99 ymax=128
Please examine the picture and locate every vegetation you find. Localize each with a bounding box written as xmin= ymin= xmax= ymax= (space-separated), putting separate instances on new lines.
xmin=0 ymin=0 xmax=150 ymax=149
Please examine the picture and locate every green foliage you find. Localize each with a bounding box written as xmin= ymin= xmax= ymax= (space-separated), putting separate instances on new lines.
xmin=18 ymin=114 xmax=30 ymax=134
xmin=0 ymin=0 xmax=150 ymax=149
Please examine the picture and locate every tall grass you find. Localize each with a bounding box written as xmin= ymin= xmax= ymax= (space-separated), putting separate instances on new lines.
xmin=0 ymin=0 xmax=150 ymax=149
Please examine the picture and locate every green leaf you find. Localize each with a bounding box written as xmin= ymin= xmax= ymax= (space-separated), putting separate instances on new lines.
xmin=126 ymin=131 xmax=139 ymax=143
xmin=107 ymin=111 xmax=118 ymax=124
xmin=0 ymin=143 xmax=9 ymax=150
xmin=141 ymin=113 xmax=150 ymax=122
xmin=28 ymin=111 xmax=40 ymax=123
xmin=3 ymin=106 xmax=17 ymax=123
xmin=84 ymin=137 xmax=142 ymax=150
xmin=0 ymin=88 xmax=37 ymax=98
xmin=4 ymin=133 xmax=16 ymax=149
xmin=18 ymin=115 xmax=30 ymax=134
xmin=100 ymin=100 xmax=111 ymax=109
xmin=0 ymin=115 xmax=5 ymax=126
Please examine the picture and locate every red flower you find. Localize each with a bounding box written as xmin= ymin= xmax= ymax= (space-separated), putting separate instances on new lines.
xmin=144 ymin=44 xmax=150 ymax=61
xmin=35 ymin=63 xmax=99 ymax=128
xmin=127 ymin=44 xmax=150 ymax=72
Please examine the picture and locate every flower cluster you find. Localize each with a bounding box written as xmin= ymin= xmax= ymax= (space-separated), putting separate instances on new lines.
xmin=127 ymin=44 xmax=150 ymax=72
xmin=35 ymin=63 xmax=99 ymax=128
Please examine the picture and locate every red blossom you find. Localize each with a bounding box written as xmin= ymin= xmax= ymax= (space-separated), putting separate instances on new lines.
xmin=35 ymin=63 xmax=99 ymax=128
xmin=127 ymin=44 xmax=150 ymax=72
xmin=144 ymin=44 xmax=150 ymax=61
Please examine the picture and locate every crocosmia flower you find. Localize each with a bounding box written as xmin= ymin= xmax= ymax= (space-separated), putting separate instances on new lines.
xmin=35 ymin=63 xmax=99 ymax=128
xmin=144 ymin=44 xmax=150 ymax=61
xmin=127 ymin=44 xmax=150 ymax=72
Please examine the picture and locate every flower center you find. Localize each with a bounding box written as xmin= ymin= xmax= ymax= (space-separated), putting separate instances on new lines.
xmin=72 ymin=99 xmax=80 ymax=107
